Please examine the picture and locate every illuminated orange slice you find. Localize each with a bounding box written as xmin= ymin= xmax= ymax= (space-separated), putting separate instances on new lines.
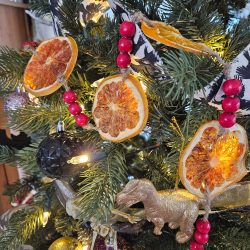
xmin=92 ymin=74 xmax=148 ymax=142
xmin=179 ymin=121 xmax=248 ymax=199
xmin=23 ymin=37 xmax=78 ymax=97
xmin=141 ymin=20 xmax=210 ymax=55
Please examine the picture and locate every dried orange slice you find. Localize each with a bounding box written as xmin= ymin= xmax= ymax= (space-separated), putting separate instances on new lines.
xmin=141 ymin=20 xmax=210 ymax=55
xmin=179 ymin=121 xmax=248 ymax=199
xmin=23 ymin=37 xmax=78 ymax=97
xmin=92 ymin=74 xmax=148 ymax=142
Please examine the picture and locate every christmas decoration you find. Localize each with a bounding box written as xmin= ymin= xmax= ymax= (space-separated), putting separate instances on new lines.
xmin=63 ymin=90 xmax=78 ymax=104
xmin=107 ymin=0 xmax=163 ymax=68
xmin=4 ymin=91 xmax=29 ymax=111
xmin=179 ymin=121 xmax=248 ymax=199
xmin=141 ymin=20 xmax=210 ymax=55
xmin=22 ymin=41 xmax=39 ymax=53
xmin=11 ymin=184 xmax=37 ymax=207
xmin=90 ymin=223 xmax=118 ymax=250
xmin=23 ymin=37 xmax=78 ymax=97
xmin=62 ymin=89 xmax=89 ymax=127
xmin=36 ymin=131 xmax=89 ymax=179
xmin=218 ymin=112 xmax=236 ymax=128
xmin=218 ymin=78 xmax=243 ymax=128
xmin=119 ymin=21 xmax=136 ymax=38
xmin=75 ymin=113 xmax=89 ymax=126
xmin=194 ymin=43 xmax=250 ymax=115
xmin=92 ymin=74 xmax=148 ymax=142
xmin=222 ymin=79 xmax=243 ymax=95
xmin=116 ymin=179 xmax=200 ymax=243
xmin=221 ymin=97 xmax=240 ymax=113
xmin=92 ymin=235 xmax=130 ymax=250
xmin=118 ymin=38 xmax=133 ymax=53
xmin=0 ymin=205 xmax=27 ymax=231
xmin=116 ymin=21 xmax=135 ymax=69
xmin=48 ymin=237 xmax=85 ymax=250
xmin=79 ymin=0 xmax=109 ymax=27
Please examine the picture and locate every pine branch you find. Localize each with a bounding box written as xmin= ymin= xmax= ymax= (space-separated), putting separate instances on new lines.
xmin=29 ymin=0 xmax=51 ymax=17
xmin=224 ymin=18 xmax=250 ymax=61
xmin=0 ymin=139 xmax=43 ymax=175
xmin=57 ymin=0 xmax=84 ymax=36
xmin=8 ymin=98 xmax=72 ymax=134
xmin=76 ymin=18 xmax=119 ymax=76
xmin=15 ymin=139 xmax=44 ymax=174
xmin=53 ymin=208 xmax=76 ymax=236
xmin=0 ymin=47 xmax=30 ymax=91
xmin=77 ymin=145 xmax=127 ymax=222
xmin=161 ymin=0 xmax=224 ymax=39
xmin=156 ymin=51 xmax=221 ymax=104
xmin=0 ymin=188 xmax=51 ymax=250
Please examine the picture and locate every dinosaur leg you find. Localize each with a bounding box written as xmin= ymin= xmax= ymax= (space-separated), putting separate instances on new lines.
xmin=152 ymin=218 xmax=165 ymax=235
xmin=176 ymin=211 xmax=195 ymax=244
xmin=169 ymin=222 xmax=179 ymax=229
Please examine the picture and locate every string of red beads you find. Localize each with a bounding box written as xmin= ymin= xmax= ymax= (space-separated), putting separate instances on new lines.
xmin=63 ymin=90 xmax=89 ymax=126
xmin=190 ymin=219 xmax=211 ymax=250
xmin=218 ymin=79 xmax=242 ymax=128
xmin=116 ymin=21 xmax=136 ymax=69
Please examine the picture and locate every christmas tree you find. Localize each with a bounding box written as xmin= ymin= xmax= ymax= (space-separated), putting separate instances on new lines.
xmin=0 ymin=0 xmax=249 ymax=249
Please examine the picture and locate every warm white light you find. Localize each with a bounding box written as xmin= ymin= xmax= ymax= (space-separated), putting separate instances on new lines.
xmin=82 ymin=245 xmax=89 ymax=250
xmin=140 ymin=81 xmax=147 ymax=92
xmin=67 ymin=154 xmax=90 ymax=165
xmin=42 ymin=211 xmax=50 ymax=227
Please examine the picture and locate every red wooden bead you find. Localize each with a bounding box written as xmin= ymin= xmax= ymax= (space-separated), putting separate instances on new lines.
xmin=118 ymin=38 xmax=133 ymax=53
xmin=194 ymin=231 xmax=209 ymax=244
xmin=189 ymin=240 xmax=204 ymax=250
xmin=116 ymin=53 xmax=131 ymax=68
xmin=196 ymin=219 xmax=211 ymax=234
xmin=68 ymin=102 xmax=82 ymax=115
xmin=222 ymin=97 xmax=240 ymax=113
xmin=63 ymin=90 xmax=77 ymax=104
xmin=222 ymin=79 xmax=242 ymax=95
xmin=119 ymin=21 xmax=136 ymax=37
xmin=219 ymin=112 xmax=236 ymax=128
xmin=75 ymin=113 xmax=89 ymax=126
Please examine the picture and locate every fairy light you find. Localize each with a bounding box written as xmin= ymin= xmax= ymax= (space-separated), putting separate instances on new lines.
xmin=82 ymin=245 xmax=89 ymax=250
xmin=42 ymin=211 xmax=51 ymax=227
xmin=67 ymin=154 xmax=90 ymax=165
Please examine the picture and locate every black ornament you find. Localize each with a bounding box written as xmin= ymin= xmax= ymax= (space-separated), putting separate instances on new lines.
xmin=36 ymin=131 xmax=88 ymax=179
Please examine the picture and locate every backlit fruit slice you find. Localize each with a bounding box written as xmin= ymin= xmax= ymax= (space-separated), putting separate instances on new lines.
xmin=141 ymin=20 xmax=210 ymax=55
xmin=23 ymin=37 xmax=78 ymax=97
xmin=92 ymin=74 xmax=148 ymax=142
xmin=179 ymin=121 xmax=248 ymax=199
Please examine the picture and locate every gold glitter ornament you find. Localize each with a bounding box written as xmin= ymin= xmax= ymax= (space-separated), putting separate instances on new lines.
xmin=48 ymin=237 xmax=85 ymax=250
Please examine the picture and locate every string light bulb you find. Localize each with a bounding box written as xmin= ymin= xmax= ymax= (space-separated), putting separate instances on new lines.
xmin=67 ymin=154 xmax=90 ymax=165
xmin=42 ymin=211 xmax=51 ymax=227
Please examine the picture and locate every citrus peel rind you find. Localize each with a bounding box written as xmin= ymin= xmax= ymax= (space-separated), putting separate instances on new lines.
xmin=23 ymin=37 xmax=78 ymax=97
xmin=179 ymin=121 xmax=248 ymax=199
xmin=141 ymin=20 xmax=210 ymax=55
xmin=92 ymin=74 xmax=148 ymax=142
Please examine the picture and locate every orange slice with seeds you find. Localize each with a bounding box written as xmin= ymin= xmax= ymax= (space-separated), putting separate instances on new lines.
xmin=92 ymin=74 xmax=148 ymax=142
xmin=179 ymin=121 xmax=248 ymax=199
xmin=24 ymin=37 xmax=78 ymax=97
xmin=141 ymin=20 xmax=210 ymax=55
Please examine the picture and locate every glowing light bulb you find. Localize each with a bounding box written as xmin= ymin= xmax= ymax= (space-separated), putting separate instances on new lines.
xmin=82 ymin=245 xmax=89 ymax=250
xmin=42 ymin=211 xmax=51 ymax=227
xmin=67 ymin=154 xmax=90 ymax=165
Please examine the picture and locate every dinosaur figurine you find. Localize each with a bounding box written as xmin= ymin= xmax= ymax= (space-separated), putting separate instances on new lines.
xmin=117 ymin=179 xmax=201 ymax=243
